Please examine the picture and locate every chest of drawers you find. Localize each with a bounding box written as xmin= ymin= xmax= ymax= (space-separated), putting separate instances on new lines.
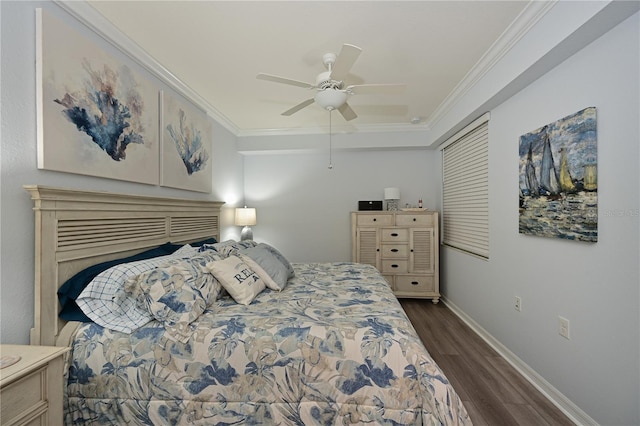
xmin=351 ymin=211 xmax=439 ymax=302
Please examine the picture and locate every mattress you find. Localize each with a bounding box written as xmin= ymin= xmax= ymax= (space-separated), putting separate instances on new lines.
xmin=64 ymin=262 xmax=471 ymax=425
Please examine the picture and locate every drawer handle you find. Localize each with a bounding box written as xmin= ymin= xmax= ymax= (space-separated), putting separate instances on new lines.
xmin=373 ymin=218 xmax=377 ymax=221
xmin=413 ymin=218 xmax=417 ymax=221
xmin=391 ymin=264 xmax=399 ymax=268
xmin=411 ymin=281 xmax=419 ymax=285
xmin=391 ymin=249 xmax=399 ymax=252
xmin=411 ymin=249 xmax=414 ymax=252
xmin=391 ymin=233 xmax=398 ymax=237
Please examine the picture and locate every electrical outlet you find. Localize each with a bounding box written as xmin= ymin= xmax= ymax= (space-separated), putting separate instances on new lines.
xmin=559 ymin=316 xmax=570 ymax=339
xmin=514 ymin=296 xmax=522 ymax=312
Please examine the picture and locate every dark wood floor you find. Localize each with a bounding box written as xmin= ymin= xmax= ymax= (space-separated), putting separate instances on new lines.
xmin=400 ymin=299 xmax=575 ymax=426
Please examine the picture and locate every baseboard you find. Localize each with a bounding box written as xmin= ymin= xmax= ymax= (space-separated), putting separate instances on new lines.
xmin=441 ymin=297 xmax=598 ymax=426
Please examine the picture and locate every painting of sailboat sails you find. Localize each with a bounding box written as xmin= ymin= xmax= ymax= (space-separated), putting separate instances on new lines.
xmin=519 ymin=107 xmax=597 ymax=242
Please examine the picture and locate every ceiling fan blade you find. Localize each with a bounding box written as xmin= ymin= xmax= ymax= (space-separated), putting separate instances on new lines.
xmin=330 ymin=44 xmax=362 ymax=82
xmin=346 ymin=84 xmax=406 ymax=95
xmin=338 ymin=102 xmax=358 ymax=121
xmin=257 ymin=73 xmax=315 ymax=89
xmin=282 ymin=98 xmax=315 ymax=116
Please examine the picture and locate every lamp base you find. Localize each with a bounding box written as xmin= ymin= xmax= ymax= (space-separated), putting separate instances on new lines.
xmin=386 ymin=200 xmax=399 ymax=211
xmin=240 ymin=226 xmax=253 ymax=241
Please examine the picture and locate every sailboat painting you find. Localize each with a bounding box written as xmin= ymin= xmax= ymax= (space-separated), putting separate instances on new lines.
xmin=519 ymin=107 xmax=597 ymax=242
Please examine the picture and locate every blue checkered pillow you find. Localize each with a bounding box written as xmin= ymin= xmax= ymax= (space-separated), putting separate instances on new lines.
xmin=76 ymin=245 xmax=196 ymax=333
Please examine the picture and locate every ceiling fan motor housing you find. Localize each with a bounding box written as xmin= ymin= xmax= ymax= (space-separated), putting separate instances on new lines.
xmin=316 ymin=71 xmax=343 ymax=90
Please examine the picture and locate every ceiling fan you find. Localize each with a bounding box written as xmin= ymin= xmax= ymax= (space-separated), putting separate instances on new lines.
xmin=257 ymin=44 xmax=405 ymax=121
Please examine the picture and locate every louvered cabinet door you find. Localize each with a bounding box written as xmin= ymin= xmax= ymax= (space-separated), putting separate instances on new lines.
xmin=409 ymin=228 xmax=434 ymax=274
xmin=355 ymin=227 xmax=379 ymax=268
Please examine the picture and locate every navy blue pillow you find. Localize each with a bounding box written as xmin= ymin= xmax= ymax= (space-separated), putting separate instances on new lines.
xmin=190 ymin=237 xmax=218 ymax=247
xmin=58 ymin=242 xmax=180 ymax=322
xmin=163 ymin=237 xmax=218 ymax=252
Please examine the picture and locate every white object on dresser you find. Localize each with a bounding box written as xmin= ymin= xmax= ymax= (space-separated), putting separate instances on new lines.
xmin=351 ymin=210 xmax=440 ymax=303
xmin=0 ymin=345 xmax=68 ymax=426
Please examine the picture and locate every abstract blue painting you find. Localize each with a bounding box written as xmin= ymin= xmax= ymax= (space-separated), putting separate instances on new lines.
xmin=37 ymin=9 xmax=159 ymax=185
xmin=519 ymin=107 xmax=598 ymax=242
xmin=161 ymin=91 xmax=212 ymax=193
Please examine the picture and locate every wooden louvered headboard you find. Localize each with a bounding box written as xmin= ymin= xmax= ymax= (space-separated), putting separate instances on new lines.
xmin=24 ymin=185 xmax=224 ymax=346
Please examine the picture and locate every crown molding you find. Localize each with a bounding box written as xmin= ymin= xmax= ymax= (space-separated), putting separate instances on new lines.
xmin=53 ymin=0 xmax=240 ymax=136
xmin=426 ymin=0 xmax=557 ymax=129
xmin=52 ymin=0 xmax=554 ymax=139
xmin=236 ymin=122 xmax=430 ymax=138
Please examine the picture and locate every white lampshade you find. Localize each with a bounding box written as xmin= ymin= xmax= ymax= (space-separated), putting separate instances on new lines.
xmin=384 ymin=187 xmax=400 ymax=200
xmin=234 ymin=207 xmax=257 ymax=226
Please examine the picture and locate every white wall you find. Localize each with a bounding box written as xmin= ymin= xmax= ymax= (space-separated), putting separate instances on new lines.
xmin=440 ymin=12 xmax=639 ymax=426
xmin=0 ymin=1 xmax=244 ymax=344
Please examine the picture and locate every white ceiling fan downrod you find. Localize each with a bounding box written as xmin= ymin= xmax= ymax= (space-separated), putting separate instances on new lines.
xmin=328 ymin=108 xmax=334 ymax=170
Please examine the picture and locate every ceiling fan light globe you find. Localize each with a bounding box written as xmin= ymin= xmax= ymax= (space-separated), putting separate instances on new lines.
xmin=314 ymin=89 xmax=347 ymax=111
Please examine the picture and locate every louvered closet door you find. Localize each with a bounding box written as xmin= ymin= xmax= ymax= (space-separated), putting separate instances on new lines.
xmin=356 ymin=227 xmax=379 ymax=268
xmin=409 ymin=228 xmax=434 ymax=273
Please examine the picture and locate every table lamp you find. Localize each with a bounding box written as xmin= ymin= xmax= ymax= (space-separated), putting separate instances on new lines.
xmin=235 ymin=206 xmax=257 ymax=241
xmin=384 ymin=187 xmax=400 ymax=211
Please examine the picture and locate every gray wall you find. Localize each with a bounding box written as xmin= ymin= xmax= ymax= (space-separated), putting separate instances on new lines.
xmin=240 ymin=8 xmax=640 ymax=426
xmin=243 ymin=145 xmax=437 ymax=262
xmin=1 ymin=1 xmax=638 ymax=424
xmin=0 ymin=1 xmax=244 ymax=344
xmin=440 ymin=12 xmax=639 ymax=425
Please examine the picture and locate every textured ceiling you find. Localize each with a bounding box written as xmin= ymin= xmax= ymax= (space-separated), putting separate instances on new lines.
xmin=87 ymin=1 xmax=530 ymax=135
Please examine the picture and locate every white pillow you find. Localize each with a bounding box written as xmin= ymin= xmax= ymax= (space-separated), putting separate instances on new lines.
xmin=206 ymin=255 xmax=265 ymax=305
xmin=76 ymin=245 xmax=197 ymax=333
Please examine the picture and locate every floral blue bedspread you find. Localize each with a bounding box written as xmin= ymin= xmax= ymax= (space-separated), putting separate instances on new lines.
xmin=65 ymin=262 xmax=471 ymax=425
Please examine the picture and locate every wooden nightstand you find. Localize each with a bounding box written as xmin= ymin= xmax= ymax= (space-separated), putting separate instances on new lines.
xmin=0 ymin=345 xmax=68 ymax=426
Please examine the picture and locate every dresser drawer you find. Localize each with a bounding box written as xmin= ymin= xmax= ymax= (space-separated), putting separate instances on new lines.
xmin=380 ymin=228 xmax=408 ymax=242
xmin=1 ymin=367 xmax=46 ymax=425
xmin=381 ymin=244 xmax=408 ymax=258
xmin=395 ymin=214 xmax=434 ymax=227
xmin=395 ymin=275 xmax=435 ymax=293
xmin=357 ymin=214 xmax=393 ymax=226
xmin=381 ymin=260 xmax=408 ymax=274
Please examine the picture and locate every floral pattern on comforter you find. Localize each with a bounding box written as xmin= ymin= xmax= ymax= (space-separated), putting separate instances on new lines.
xmin=65 ymin=262 xmax=471 ymax=425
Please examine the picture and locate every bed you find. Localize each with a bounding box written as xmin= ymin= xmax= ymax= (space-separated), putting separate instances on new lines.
xmin=25 ymin=185 xmax=471 ymax=425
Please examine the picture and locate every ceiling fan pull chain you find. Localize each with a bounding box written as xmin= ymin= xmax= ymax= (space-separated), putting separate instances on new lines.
xmin=328 ymin=109 xmax=333 ymax=170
